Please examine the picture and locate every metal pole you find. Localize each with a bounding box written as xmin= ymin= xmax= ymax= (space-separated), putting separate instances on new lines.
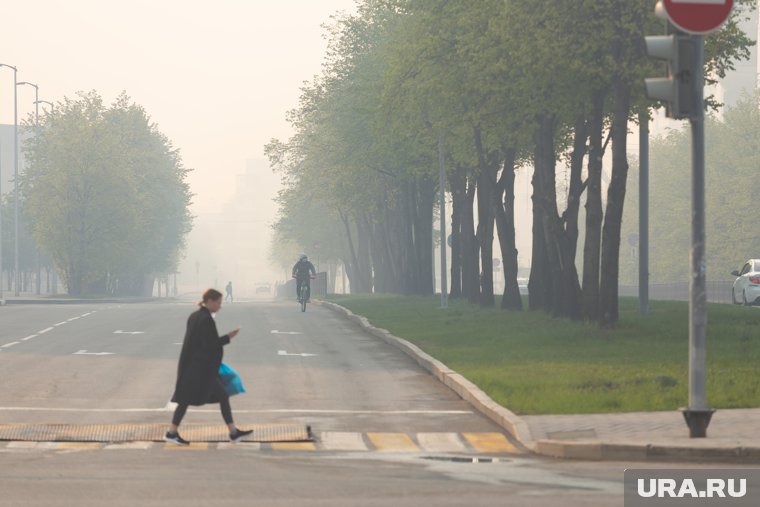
xmin=0 ymin=141 xmax=3 ymax=300
xmin=438 ymin=135 xmax=448 ymax=308
xmin=34 ymin=87 xmax=40 ymax=295
xmin=683 ymin=35 xmax=713 ymax=438
xmin=639 ymin=109 xmax=649 ymax=314
xmin=0 ymin=63 xmax=20 ymax=299
xmin=12 ymin=68 xmax=19 ymax=296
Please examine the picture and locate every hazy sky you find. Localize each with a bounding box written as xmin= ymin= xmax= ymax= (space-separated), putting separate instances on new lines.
xmin=0 ymin=0 xmax=356 ymax=213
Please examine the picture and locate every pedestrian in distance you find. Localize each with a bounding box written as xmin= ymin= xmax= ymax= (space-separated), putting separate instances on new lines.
xmin=165 ymin=288 xmax=252 ymax=446
xmin=225 ymin=281 xmax=233 ymax=303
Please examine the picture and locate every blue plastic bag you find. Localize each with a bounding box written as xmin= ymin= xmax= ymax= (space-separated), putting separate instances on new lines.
xmin=219 ymin=362 xmax=246 ymax=396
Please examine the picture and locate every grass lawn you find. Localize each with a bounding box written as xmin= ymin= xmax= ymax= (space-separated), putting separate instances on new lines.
xmin=327 ymin=294 xmax=760 ymax=415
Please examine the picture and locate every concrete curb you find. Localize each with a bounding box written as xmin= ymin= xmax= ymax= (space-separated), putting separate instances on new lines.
xmin=535 ymin=440 xmax=760 ymax=463
xmin=321 ymin=300 xmax=760 ymax=464
xmin=321 ymin=300 xmax=537 ymax=453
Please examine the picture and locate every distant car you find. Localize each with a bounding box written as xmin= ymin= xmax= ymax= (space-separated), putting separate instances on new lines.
xmin=731 ymin=259 xmax=760 ymax=306
xmin=255 ymin=283 xmax=271 ymax=294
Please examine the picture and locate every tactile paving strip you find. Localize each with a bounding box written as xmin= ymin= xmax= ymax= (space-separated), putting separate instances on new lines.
xmin=0 ymin=423 xmax=311 ymax=443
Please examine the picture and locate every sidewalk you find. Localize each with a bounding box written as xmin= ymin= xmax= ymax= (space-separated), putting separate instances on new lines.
xmin=322 ymin=300 xmax=760 ymax=464
xmin=523 ymin=408 xmax=760 ymax=462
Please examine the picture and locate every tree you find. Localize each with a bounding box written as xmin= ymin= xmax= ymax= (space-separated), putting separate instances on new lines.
xmin=21 ymin=91 xmax=192 ymax=296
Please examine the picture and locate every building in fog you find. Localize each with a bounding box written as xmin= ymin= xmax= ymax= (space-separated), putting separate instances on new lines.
xmin=0 ymin=124 xmax=16 ymax=196
xmin=177 ymin=158 xmax=282 ymax=297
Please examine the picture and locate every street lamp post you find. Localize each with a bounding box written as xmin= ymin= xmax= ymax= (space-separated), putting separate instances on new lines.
xmin=0 ymin=63 xmax=19 ymax=296
xmin=18 ymin=82 xmax=39 ymax=294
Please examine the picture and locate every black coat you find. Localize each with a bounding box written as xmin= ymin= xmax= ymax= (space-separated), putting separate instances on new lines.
xmin=171 ymin=306 xmax=230 ymax=406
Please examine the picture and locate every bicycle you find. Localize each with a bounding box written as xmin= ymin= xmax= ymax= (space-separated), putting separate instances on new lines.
xmin=295 ymin=275 xmax=316 ymax=312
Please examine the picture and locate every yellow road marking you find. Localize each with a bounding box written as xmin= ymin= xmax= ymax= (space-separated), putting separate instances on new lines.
xmin=270 ymin=442 xmax=316 ymax=451
xmin=462 ymin=433 xmax=521 ymax=454
xmin=366 ymin=432 xmax=419 ymax=452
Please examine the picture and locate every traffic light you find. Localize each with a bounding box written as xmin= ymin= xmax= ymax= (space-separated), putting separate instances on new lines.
xmin=644 ymin=33 xmax=697 ymax=119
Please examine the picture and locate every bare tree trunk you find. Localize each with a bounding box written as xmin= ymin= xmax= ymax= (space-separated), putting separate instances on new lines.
xmin=357 ymin=214 xmax=374 ymax=293
xmin=461 ymin=176 xmax=480 ymax=304
xmin=565 ymin=112 xmax=589 ymax=262
xmin=528 ymin=163 xmax=550 ymax=311
xmin=533 ymin=115 xmax=582 ymax=319
xmin=582 ymin=91 xmax=606 ymax=321
xmin=493 ymin=147 xmax=522 ymax=310
xmin=339 ymin=210 xmax=370 ymax=294
xmin=474 ymin=127 xmax=495 ymax=308
xmin=448 ymin=166 xmax=466 ymax=299
xmin=599 ymin=77 xmax=631 ymax=327
xmin=414 ymin=177 xmax=436 ymax=296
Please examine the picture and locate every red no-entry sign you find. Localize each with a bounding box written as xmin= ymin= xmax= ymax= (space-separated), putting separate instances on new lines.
xmin=662 ymin=0 xmax=734 ymax=35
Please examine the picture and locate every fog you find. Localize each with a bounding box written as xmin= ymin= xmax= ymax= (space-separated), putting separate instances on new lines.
xmin=0 ymin=0 xmax=356 ymax=296
xmin=1 ymin=2 xmax=758 ymax=299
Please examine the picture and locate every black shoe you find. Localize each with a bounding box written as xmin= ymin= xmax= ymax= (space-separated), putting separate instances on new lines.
xmin=164 ymin=431 xmax=190 ymax=446
xmin=229 ymin=428 xmax=254 ymax=443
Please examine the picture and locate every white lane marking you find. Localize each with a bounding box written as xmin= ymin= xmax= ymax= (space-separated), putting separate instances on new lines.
xmin=73 ymin=350 xmax=115 ymax=356
xmin=278 ymin=350 xmax=317 ymax=357
xmin=38 ymin=327 xmax=54 ymax=334
xmin=66 ymin=317 xmax=81 ymax=322
xmin=0 ymin=406 xmax=473 ymax=415
xmin=114 ymin=330 xmax=145 ymax=335
xmin=271 ymin=330 xmax=303 ymax=335
xmin=1 ymin=342 xmax=20 ymax=348
xmin=53 ymin=321 xmax=67 ymax=326
xmin=21 ymin=335 xmax=38 ymax=341
xmin=81 ymin=313 xmax=92 ymax=317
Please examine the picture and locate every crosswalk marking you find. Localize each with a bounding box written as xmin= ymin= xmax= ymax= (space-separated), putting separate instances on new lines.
xmin=0 ymin=432 xmax=522 ymax=454
xmin=104 ymin=442 xmax=153 ymax=450
xmin=417 ymin=432 xmax=467 ymax=453
xmin=320 ymin=431 xmax=369 ymax=451
xmin=367 ymin=432 xmax=419 ymax=452
xmin=270 ymin=442 xmax=317 ymax=451
xmin=462 ymin=432 xmax=520 ymax=453
xmin=164 ymin=442 xmax=209 ymax=450
xmin=217 ymin=442 xmax=262 ymax=451
xmin=53 ymin=442 xmax=102 ymax=450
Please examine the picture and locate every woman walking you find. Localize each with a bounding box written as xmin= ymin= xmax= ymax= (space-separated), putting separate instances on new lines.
xmin=165 ymin=288 xmax=253 ymax=445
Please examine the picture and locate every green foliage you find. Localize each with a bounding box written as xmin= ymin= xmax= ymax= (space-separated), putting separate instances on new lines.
xmin=621 ymin=91 xmax=760 ymax=284
xmin=270 ymin=0 xmax=756 ymax=309
xmin=21 ymin=91 xmax=192 ymax=295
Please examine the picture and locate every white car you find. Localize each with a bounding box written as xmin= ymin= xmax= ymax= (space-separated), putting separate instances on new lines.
xmin=731 ymin=259 xmax=760 ymax=306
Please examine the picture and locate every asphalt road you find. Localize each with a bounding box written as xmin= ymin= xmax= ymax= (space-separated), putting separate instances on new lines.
xmin=0 ymin=298 xmax=731 ymax=506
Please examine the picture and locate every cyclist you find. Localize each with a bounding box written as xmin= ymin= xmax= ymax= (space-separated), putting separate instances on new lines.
xmin=292 ymin=254 xmax=316 ymax=302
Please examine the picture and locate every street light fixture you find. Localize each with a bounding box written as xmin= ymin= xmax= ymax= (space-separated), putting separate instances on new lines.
xmin=34 ymin=99 xmax=55 ymax=113
xmin=0 ymin=63 xmax=18 ymax=297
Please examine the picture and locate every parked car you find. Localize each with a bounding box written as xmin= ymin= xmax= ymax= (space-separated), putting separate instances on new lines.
xmin=731 ymin=259 xmax=760 ymax=306
xmin=255 ymin=283 xmax=271 ymax=294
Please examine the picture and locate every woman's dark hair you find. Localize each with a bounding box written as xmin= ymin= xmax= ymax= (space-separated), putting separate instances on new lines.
xmin=198 ymin=288 xmax=223 ymax=306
